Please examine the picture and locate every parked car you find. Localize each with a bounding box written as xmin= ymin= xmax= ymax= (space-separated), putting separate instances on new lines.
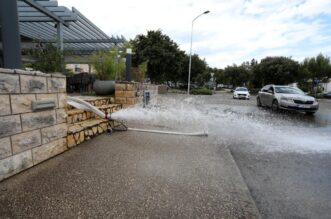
xmin=323 ymin=91 xmax=331 ymax=99
xmin=233 ymin=87 xmax=250 ymax=99
xmin=257 ymin=85 xmax=319 ymax=115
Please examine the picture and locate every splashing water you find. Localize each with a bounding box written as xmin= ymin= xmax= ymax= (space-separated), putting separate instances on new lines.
xmin=111 ymin=97 xmax=208 ymax=132
xmin=111 ymin=95 xmax=331 ymax=154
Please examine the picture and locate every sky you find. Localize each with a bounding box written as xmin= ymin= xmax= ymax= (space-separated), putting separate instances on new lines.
xmin=57 ymin=0 xmax=331 ymax=68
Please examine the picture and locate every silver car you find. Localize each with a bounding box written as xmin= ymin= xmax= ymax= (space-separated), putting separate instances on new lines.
xmin=257 ymin=85 xmax=319 ymax=114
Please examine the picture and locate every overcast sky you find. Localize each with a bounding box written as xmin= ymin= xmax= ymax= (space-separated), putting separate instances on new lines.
xmin=58 ymin=0 xmax=331 ymax=68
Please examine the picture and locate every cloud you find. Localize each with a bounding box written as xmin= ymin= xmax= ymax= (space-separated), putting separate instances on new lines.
xmin=58 ymin=0 xmax=331 ymax=68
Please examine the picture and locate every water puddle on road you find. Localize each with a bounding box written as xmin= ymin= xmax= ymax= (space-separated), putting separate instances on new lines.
xmin=111 ymin=96 xmax=331 ymax=154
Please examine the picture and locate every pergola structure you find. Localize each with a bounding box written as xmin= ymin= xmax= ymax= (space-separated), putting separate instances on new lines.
xmin=0 ymin=0 xmax=126 ymax=69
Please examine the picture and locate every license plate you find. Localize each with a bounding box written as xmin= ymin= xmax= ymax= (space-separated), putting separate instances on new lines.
xmin=298 ymin=105 xmax=310 ymax=109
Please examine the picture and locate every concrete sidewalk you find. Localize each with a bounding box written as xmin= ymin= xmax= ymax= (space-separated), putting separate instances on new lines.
xmin=0 ymin=131 xmax=260 ymax=218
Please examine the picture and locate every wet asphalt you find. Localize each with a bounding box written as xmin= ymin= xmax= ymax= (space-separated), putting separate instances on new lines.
xmin=1 ymin=92 xmax=330 ymax=219
xmin=0 ymin=109 xmax=260 ymax=218
xmin=207 ymin=92 xmax=331 ymax=219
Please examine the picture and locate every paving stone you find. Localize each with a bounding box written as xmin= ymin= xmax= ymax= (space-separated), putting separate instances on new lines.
xmin=68 ymin=124 xmax=83 ymax=134
xmin=115 ymin=83 xmax=126 ymax=91
xmin=0 ymin=137 xmax=11 ymax=159
xmin=0 ymin=73 xmax=20 ymax=94
xmin=67 ymin=134 xmax=76 ymax=148
xmin=41 ymin=123 xmax=67 ymax=144
xmin=20 ymin=75 xmax=47 ymax=93
xmin=116 ymin=97 xmax=126 ymax=104
xmin=126 ymin=97 xmax=137 ymax=105
xmin=115 ymin=90 xmax=124 ymax=97
xmin=79 ymin=131 xmax=84 ymax=143
xmin=21 ymin=110 xmax=56 ymax=132
xmin=11 ymin=94 xmax=36 ymax=114
xmin=0 ymin=115 xmax=21 ymax=138
xmin=11 ymin=130 xmax=41 ymax=154
xmin=57 ymin=93 xmax=67 ymax=108
xmin=56 ymin=108 xmax=67 ymax=124
xmin=126 ymin=83 xmax=137 ymax=91
xmin=32 ymin=138 xmax=67 ymax=165
xmin=0 ymin=95 xmax=11 ymax=116
xmin=0 ymin=68 xmax=15 ymax=74
xmin=124 ymin=91 xmax=137 ymax=98
xmin=0 ymin=150 xmax=33 ymax=181
xmin=48 ymin=78 xmax=66 ymax=93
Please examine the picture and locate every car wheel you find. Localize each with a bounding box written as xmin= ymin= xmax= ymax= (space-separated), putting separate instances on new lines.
xmin=257 ymin=97 xmax=262 ymax=107
xmin=272 ymin=99 xmax=279 ymax=112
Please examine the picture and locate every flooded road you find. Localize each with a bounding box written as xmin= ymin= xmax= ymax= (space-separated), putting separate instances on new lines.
xmin=113 ymin=92 xmax=331 ymax=218
xmin=203 ymin=93 xmax=331 ymax=219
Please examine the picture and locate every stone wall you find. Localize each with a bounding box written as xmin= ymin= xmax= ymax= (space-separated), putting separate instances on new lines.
xmin=0 ymin=68 xmax=67 ymax=181
xmin=115 ymin=82 xmax=139 ymax=107
xmin=114 ymin=82 xmax=165 ymax=107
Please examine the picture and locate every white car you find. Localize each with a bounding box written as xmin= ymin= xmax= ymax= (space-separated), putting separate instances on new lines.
xmin=233 ymin=87 xmax=250 ymax=99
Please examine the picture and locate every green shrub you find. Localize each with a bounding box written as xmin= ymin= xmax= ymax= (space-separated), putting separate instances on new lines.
xmin=191 ymin=87 xmax=212 ymax=95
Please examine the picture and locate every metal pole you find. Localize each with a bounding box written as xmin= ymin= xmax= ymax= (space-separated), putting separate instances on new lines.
xmin=187 ymin=21 xmax=194 ymax=95
xmin=57 ymin=22 xmax=64 ymax=51
xmin=0 ymin=0 xmax=22 ymax=69
xmin=125 ymin=48 xmax=132 ymax=81
xmin=187 ymin=11 xmax=210 ymax=95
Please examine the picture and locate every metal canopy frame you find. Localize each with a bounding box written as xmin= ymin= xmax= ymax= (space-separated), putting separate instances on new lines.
xmin=17 ymin=0 xmax=125 ymax=54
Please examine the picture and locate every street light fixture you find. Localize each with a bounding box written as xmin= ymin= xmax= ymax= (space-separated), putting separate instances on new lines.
xmin=187 ymin=10 xmax=210 ymax=95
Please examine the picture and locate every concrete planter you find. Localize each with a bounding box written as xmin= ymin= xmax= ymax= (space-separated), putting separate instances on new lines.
xmin=93 ymin=80 xmax=115 ymax=95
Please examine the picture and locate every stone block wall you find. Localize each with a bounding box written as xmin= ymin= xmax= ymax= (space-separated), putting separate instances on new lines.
xmin=0 ymin=68 xmax=67 ymax=181
xmin=114 ymin=83 xmax=163 ymax=107
xmin=115 ymin=82 xmax=139 ymax=107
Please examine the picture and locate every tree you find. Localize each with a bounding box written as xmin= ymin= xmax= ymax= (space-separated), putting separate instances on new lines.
xmin=90 ymin=48 xmax=125 ymax=80
xmin=213 ymin=68 xmax=227 ymax=87
xmin=191 ymin=55 xmax=208 ymax=84
xmin=28 ymin=43 xmax=64 ymax=73
xmin=195 ymin=71 xmax=211 ymax=87
xmin=301 ymin=53 xmax=331 ymax=82
xmin=223 ymin=64 xmax=250 ymax=87
xmin=132 ymin=30 xmax=185 ymax=83
xmin=255 ymin=56 xmax=300 ymax=86
xmin=132 ymin=61 xmax=148 ymax=82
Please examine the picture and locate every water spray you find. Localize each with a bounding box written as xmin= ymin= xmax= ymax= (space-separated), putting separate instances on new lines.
xmin=67 ymin=97 xmax=208 ymax=137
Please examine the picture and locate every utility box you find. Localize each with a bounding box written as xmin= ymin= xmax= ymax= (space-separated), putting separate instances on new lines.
xmin=143 ymin=90 xmax=150 ymax=108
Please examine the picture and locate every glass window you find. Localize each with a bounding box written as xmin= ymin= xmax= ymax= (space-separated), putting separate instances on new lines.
xmin=262 ymin=85 xmax=270 ymax=92
xmin=275 ymin=86 xmax=304 ymax=94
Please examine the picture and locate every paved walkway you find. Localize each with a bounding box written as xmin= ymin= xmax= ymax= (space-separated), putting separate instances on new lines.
xmin=0 ymin=131 xmax=260 ymax=218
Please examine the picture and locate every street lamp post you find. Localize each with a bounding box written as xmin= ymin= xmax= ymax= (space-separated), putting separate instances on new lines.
xmin=187 ymin=10 xmax=210 ymax=95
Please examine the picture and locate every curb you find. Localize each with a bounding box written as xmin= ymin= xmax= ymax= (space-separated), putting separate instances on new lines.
xmin=226 ymin=148 xmax=262 ymax=219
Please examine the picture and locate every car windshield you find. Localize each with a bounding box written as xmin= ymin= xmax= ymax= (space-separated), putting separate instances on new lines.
xmin=275 ymin=86 xmax=304 ymax=94
xmin=236 ymin=87 xmax=247 ymax=91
